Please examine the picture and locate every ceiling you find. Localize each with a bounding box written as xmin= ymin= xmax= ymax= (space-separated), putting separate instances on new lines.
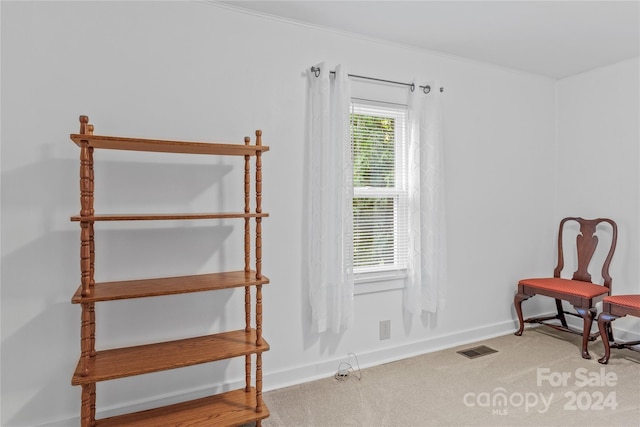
xmin=217 ymin=1 xmax=640 ymax=79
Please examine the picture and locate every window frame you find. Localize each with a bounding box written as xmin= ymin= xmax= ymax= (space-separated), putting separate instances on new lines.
xmin=350 ymin=100 xmax=409 ymax=293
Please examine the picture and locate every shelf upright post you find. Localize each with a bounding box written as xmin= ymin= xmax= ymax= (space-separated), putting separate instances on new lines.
xmin=255 ymin=130 xmax=263 ymax=282
xmin=256 ymin=285 xmax=264 ymax=415
xmin=78 ymin=115 xmax=97 ymax=426
xmin=255 ymin=130 xmax=263 ymax=346
xmin=79 ymin=116 xmax=94 ymax=299
xmin=243 ymin=136 xmax=252 ymax=393
xmin=254 ymin=130 xmax=264 ymax=417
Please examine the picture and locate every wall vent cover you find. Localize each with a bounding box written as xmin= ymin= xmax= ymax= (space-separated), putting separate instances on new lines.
xmin=457 ymin=345 xmax=498 ymax=359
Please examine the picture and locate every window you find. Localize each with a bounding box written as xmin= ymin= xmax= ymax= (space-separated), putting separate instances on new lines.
xmin=351 ymin=101 xmax=408 ymax=286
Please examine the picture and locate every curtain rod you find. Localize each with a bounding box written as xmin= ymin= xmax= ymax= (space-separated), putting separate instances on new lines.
xmin=310 ymin=66 xmax=443 ymax=94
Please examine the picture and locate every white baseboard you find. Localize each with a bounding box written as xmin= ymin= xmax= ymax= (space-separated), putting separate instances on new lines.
xmin=262 ymin=318 xmax=519 ymax=392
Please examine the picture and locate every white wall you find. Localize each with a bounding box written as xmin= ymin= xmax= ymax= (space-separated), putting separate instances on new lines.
xmin=556 ymin=58 xmax=640 ymax=335
xmin=2 ymin=1 xmax=558 ymax=425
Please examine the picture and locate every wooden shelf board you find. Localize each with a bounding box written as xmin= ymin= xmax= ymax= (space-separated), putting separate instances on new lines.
xmin=70 ymin=212 xmax=269 ymax=222
xmin=95 ymin=388 xmax=269 ymax=427
xmin=72 ymin=271 xmax=269 ymax=303
xmin=71 ymin=134 xmax=269 ymax=156
xmin=72 ymin=330 xmax=269 ymax=385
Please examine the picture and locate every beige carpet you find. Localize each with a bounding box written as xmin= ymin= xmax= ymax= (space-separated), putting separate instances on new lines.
xmin=260 ymin=328 xmax=640 ymax=426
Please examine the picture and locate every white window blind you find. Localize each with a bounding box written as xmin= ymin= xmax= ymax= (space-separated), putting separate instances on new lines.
xmin=351 ymin=102 xmax=408 ymax=275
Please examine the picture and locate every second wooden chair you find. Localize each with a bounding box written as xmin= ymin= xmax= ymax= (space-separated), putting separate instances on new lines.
xmin=597 ymin=294 xmax=640 ymax=364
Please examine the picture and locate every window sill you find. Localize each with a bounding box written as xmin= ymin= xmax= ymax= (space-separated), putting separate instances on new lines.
xmin=354 ymin=270 xmax=406 ymax=295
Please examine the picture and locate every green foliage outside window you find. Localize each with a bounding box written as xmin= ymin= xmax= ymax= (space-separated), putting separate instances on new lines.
xmin=351 ymin=113 xmax=397 ymax=268
xmin=351 ymin=114 xmax=395 ymax=188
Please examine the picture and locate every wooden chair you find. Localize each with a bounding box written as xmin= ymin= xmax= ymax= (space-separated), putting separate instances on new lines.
xmin=597 ymin=295 xmax=640 ymax=364
xmin=514 ymin=217 xmax=618 ymax=359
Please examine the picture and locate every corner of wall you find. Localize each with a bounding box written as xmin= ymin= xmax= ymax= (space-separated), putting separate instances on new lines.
xmin=552 ymin=78 xmax=560 ymax=223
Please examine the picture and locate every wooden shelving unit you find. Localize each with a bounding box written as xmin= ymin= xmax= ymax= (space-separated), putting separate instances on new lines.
xmin=70 ymin=115 xmax=270 ymax=426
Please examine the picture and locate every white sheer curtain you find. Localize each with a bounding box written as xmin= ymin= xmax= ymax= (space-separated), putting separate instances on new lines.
xmin=305 ymin=63 xmax=354 ymax=333
xmin=405 ymin=83 xmax=448 ymax=314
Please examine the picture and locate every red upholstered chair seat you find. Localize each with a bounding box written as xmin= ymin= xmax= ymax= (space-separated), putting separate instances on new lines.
xmin=519 ymin=278 xmax=609 ymax=299
xmin=602 ymin=295 xmax=640 ymax=310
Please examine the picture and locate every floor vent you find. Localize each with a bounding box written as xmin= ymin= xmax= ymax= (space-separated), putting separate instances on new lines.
xmin=457 ymin=345 xmax=498 ymax=359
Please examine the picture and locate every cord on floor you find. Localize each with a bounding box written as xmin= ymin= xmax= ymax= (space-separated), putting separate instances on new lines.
xmin=334 ymin=352 xmax=362 ymax=381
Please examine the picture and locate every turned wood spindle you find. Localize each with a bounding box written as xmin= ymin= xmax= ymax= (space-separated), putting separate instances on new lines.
xmin=255 ymin=130 xmax=263 ymax=280
xmin=243 ymin=135 xmax=252 ymax=339
xmin=79 ymin=116 xmax=94 ymax=297
xmin=256 ymin=284 xmax=263 ymax=346
xmin=78 ymin=116 xmax=97 ymax=427
xmin=79 ymin=382 xmax=96 ymax=427
xmin=244 ymin=136 xmax=251 ymax=273
xmin=245 ymin=354 xmax=251 ymax=392
xmin=80 ymin=303 xmax=92 ymax=376
xmin=243 ymin=135 xmax=253 ymax=395
xmin=256 ymin=352 xmax=263 ymax=413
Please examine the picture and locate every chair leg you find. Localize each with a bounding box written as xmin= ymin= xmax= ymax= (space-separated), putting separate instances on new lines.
xmin=555 ymin=299 xmax=568 ymax=327
xmin=514 ymin=293 xmax=531 ymax=336
xmin=574 ymin=306 xmax=596 ymax=359
xmin=606 ymin=320 xmax=615 ymax=342
xmin=597 ymin=312 xmax=617 ymax=364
